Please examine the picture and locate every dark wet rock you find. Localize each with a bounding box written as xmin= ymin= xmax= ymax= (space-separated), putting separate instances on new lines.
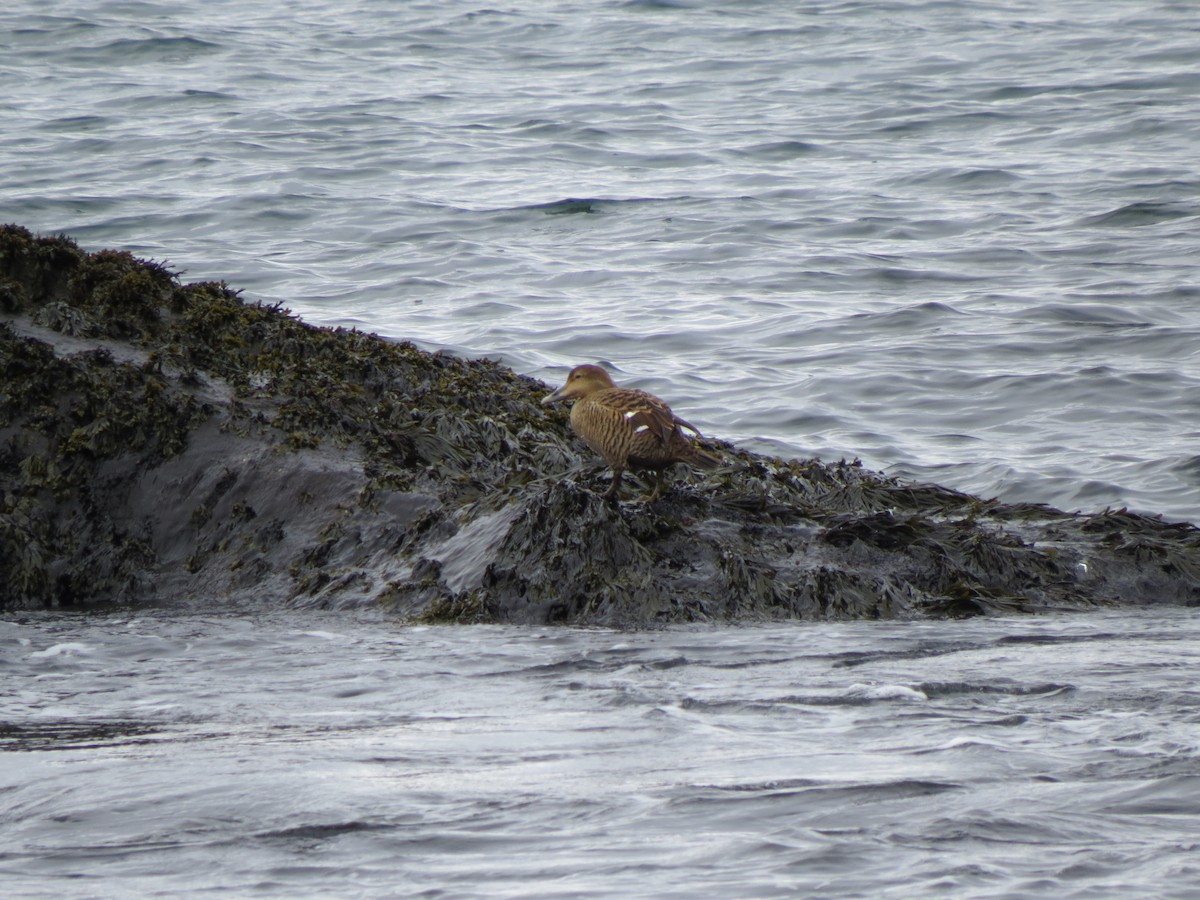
xmin=3 ymin=224 xmax=1199 ymax=622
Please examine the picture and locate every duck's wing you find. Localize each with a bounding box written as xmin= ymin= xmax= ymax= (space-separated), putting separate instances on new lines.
xmin=596 ymin=387 xmax=680 ymax=449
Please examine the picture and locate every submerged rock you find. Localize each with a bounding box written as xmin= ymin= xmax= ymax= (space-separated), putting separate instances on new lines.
xmin=2 ymin=224 xmax=1198 ymax=622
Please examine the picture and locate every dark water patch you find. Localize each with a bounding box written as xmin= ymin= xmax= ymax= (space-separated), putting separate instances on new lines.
xmin=1091 ymin=777 xmax=1200 ymax=817
xmin=984 ymin=73 xmax=1200 ymax=102
xmin=35 ymin=115 xmax=115 ymax=133
xmin=868 ymin=266 xmax=985 ymax=284
xmin=1092 ymin=72 xmax=1200 ymax=93
xmin=916 ymin=812 xmax=1097 ymax=846
xmin=704 ymin=654 xmax=820 ymax=671
xmin=888 ymin=167 xmax=1022 ymax=189
xmin=701 ymin=777 xmax=821 ymax=793
xmin=983 ymin=715 xmax=1028 ymax=726
xmin=1025 ymin=302 xmax=1154 ymax=328
xmin=1171 ymin=456 xmax=1200 ymax=477
xmin=530 ymin=198 xmax=601 ymax=215
xmin=1110 ymin=171 xmax=1200 ymax=192
xmin=933 ymin=247 xmax=1042 ymax=266
xmin=851 ymin=300 xmax=967 ymax=325
xmin=1069 ymin=752 xmax=1200 ymax=785
xmin=736 ymin=140 xmax=824 ymax=160
xmin=1079 ymin=201 xmax=1200 ymax=228
xmin=180 ymin=89 xmax=239 ymax=101
xmin=939 ymin=109 xmax=1013 ymax=125
xmin=932 ymin=433 xmax=984 ymax=446
xmin=703 ymin=779 xmax=961 ymax=801
xmin=0 ymin=719 xmax=162 ymax=752
xmin=995 ymin=632 xmax=1120 ymax=647
xmin=870 ymin=116 xmax=942 ymax=136
xmin=8 ymin=15 xmax=101 ymax=34
xmin=832 ymin=642 xmax=983 ymax=668
xmin=512 ymin=122 xmax=616 ymax=143
xmin=979 ymin=84 xmax=1060 ymax=101
xmin=620 ymin=0 xmax=702 ymax=12
xmin=822 ymin=216 xmax=972 ymax=241
xmin=253 ymin=820 xmax=396 ymax=844
xmin=56 ymin=36 xmax=222 ymax=67
xmin=917 ymin=681 xmax=1076 ymax=699
xmin=641 ymin=654 xmax=691 ymax=670
xmin=35 ymin=137 xmax=118 ymax=156
xmin=513 ymin=656 xmax=623 ymax=676
xmin=492 ymin=196 xmax=693 ymax=216
xmin=678 ymin=690 xmax=914 ymax=711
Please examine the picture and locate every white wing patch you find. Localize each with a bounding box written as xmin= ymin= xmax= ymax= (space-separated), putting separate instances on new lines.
xmin=623 ymin=410 xmax=638 ymax=420
xmin=633 ymin=425 xmax=650 ymax=433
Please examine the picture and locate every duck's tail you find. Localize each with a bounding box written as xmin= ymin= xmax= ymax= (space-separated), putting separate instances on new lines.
xmin=682 ymin=441 xmax=722 ymax=470
xmin=670 ymin=416 xmax=722 ymax=469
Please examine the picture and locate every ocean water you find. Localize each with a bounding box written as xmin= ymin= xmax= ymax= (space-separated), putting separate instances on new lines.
xmin=4 ymin=608 xmax=1200 ymax=898
xmin=4 ymin=1 xmax=1200 ymax=895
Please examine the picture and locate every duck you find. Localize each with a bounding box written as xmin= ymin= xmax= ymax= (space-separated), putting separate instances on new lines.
xmin=541 ymin=363 xmax=720 ymax=500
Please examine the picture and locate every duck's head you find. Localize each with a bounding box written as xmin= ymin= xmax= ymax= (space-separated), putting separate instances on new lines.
xmin=541 ymin=364 xmax=616 ymax=405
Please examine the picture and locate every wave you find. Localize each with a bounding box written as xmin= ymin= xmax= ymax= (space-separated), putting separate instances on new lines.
xmin=1079 ymin=201 xmax=1200 ymax=228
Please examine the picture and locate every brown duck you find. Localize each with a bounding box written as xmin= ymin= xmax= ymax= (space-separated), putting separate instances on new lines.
xmin=542 ymin=364 xmax=720 ymax=500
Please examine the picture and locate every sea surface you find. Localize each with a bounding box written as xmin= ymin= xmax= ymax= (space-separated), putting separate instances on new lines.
xmin=3 ymin=1 xmax=1200 ymax=896
xmin=4 ymin=608 xmax=1200 ymax=898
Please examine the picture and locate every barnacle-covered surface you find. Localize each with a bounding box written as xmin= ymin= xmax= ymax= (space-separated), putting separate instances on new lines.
xmin=2 ymin=225 xmax=1198 ymax=622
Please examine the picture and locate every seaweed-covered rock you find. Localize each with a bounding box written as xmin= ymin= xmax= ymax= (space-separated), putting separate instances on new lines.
xmin=3 ymin=224 xmax=1199 ymax=622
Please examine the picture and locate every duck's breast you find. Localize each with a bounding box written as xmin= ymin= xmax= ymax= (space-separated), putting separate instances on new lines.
xmin=570 ymin=398 xmax=633 ymax=467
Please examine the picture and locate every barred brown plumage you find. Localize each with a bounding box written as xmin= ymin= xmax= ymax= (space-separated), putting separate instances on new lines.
xmin=541 ymin=363 xmax=720 ymax=501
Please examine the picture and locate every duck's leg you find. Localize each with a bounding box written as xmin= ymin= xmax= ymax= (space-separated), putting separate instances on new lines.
xmin=646 ymin=469 xmax=667 ymax=501
xmin=603 ymin=466 xmax=624 ymax=502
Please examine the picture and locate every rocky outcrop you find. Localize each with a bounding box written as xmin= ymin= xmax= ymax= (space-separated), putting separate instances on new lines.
xmin=2 ymin=225 xmax=1198 ymax=623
